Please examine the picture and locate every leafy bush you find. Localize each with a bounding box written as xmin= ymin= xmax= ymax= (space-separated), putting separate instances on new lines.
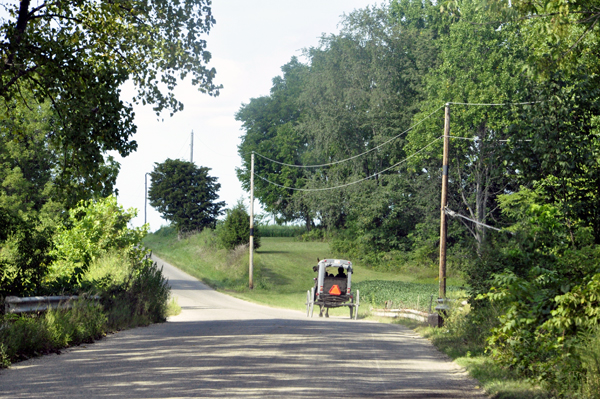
xmin=49 ymin=196 xmax=147 ymax=289
xmin=579 ymin=328 xmax=600 ymax=398
xmin=301 ymin=228 xmax=326 ymax=242
xmin=217 ymin=201 xmax=260 ymax=250
xmin=0 ymin=213 xmax=55 ymax=297
xmin=478 ymin=187 xmax=600 ymax=394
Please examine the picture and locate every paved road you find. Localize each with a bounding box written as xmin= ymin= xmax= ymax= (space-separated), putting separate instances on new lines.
xmin=0 ymin=256 xmax=487 ymax=398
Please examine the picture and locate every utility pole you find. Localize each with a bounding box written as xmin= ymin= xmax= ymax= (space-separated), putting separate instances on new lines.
xmin=439 ymin=104 xmax=450 ymax=299
xmin=190 ymin=130 xmax=194 ymax=163
xmin=249 ymin=152 xmax=255 ymax=289
xmin=144 ymin=172 xmax=150 ymax=225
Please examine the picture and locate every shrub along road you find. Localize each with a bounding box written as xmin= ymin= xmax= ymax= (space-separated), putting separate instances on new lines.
xmin=0 ymin=256 xmax=487 ymax=398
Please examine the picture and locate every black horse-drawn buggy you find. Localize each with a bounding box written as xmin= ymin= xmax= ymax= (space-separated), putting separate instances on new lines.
xmin=306 ymin=258 xmax=359 ymax=319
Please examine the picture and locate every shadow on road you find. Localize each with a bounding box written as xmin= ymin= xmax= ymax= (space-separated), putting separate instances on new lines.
xmin=0 ymin=318 xmax=486 ymax=399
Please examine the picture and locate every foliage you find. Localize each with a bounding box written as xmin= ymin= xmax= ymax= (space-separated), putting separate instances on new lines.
xmin=578 ymin=328 xmax=600 ymax=398
xmin=300 ymin=228 xmax=327 ymax=242
xmin=236 ymin=57 xmax=311 ymax=226
xmin=217 ymin=201 xmax=260 ymax=250
xmin=148 ymin=159 xmax=225 ymax=233
xmin=0 ymin=99 xmax=122 ymax=297
xmin=476 ymin=0 xmax=600 ymax=74
xmin=0 ymin=251 xmax=171 ymax=368
xmin=1 ymin=0 xmax=219 ymax=115
xmin=505 ymin=73 xmax=600 ymax=243
xmin=477 ymin=186 xmax=600 ymax=393
xmin=102 ymin=258 xmax=170 ymax=327
xmin=0 ymin=213 xmax=55 ymax=297
xmin=49 ymin=196 xmax=147 ymax=289
xmin=0 ymin=299 xmax=106 ymax=366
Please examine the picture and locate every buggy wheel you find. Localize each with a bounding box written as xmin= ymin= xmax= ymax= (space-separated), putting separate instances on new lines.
xmin=306 ymin=290 xmax=311 ymax=317
xmin=349 ymin=306 xmax=353 ymax=319
xmin=309 ymin=287 xmax=315 ymax=317
xmin=354 ymin=290 xmax=360 ymax=320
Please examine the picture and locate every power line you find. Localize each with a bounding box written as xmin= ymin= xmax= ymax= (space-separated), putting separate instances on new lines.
xmin=175 ymin=134 xmax=190 ymax=160
xmin=447 ymin=101 xmax=542 ymax=106
xmin=448 ymin=135 xmax=533 ymax=142
xmin=253 ymin=105 xmax=445 ymax=168
xmin=444 ymin=207 xmax=509 ymax=233
xmin=254 ymin=136 xmax=442 ymax=192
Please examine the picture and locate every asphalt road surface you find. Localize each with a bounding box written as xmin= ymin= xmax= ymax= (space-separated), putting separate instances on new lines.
xmin=0 ymin=256 xmax=488 ymax=398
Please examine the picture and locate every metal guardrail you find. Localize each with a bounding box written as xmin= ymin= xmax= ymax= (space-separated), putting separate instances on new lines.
xmin=372 ymin=308 xmax=440 ymax=327
xmin=4 ymin=295 xmax=100 ymax=314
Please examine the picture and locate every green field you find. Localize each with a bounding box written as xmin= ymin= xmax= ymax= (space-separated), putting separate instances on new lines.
xmin=143 ymin=228 xmax=463 ymax=316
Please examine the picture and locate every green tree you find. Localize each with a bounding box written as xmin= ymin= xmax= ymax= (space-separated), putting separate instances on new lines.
xmin=0 ymin=98 xmax=121 ymax=297
xmin=1 ymin=0 xmax=219 ymax=111
xmin=236 ymin=57 xmax=311 ymax=226
xmin=406 ymin=0 xmax=532 ymax=254
xmin=472 ymin=0 xmax=600 ymax=73
xmin=148 ymin=159 xmax=225 ymax=233
xmin=505 ymin=72 xmax=600 ymax=242
xmin=218 ymin=201 xmax=260 ymax=250
xmin=1 ymin=0 xmax=220 ymax=206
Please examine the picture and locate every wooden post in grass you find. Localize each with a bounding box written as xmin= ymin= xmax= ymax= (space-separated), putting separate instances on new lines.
xmin=249 ymin=152 xmax=255 ymax=289
xmin=439 ymin=104 xmax=450 ymax=299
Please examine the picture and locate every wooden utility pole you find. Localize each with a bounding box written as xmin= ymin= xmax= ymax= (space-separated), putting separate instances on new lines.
xmin=439 ymin=104 xmax=450 ymax=299
xmin=190 ymin=130 xmax=194 ymax=163
xmin=144 ymin=172 xmax=150 ymax=225
xmin=249 ymin=152 xmax=255 ymax=289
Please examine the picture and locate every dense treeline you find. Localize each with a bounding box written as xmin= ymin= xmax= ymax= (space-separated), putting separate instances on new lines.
xmin=0 ymin=0 xmax=218 ymax=297
xmin=1 ymin=0 xmax=218 ymax=364
xmin=237 ymin=0 xmax=600 ymax=395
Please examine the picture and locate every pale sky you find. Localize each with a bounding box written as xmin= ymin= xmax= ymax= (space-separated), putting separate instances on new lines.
xmin=115 ymin=1 xmax=382 ymax=230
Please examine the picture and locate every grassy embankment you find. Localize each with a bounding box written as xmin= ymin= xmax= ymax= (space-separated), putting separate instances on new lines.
xmin=144 ymin=226 xmax=545 ymax=398
xmin=143 ymin=226 xmax=463 ymax=316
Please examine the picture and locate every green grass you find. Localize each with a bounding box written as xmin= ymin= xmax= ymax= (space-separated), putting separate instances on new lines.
xmin=144 ymin=228 xmax=451 ymax=316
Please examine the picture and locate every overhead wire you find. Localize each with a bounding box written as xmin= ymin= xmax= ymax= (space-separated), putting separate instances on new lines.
xmin=447 ymin=101 xmax=543 ymax=106
xmin=175 ymin=134 xmax=190 ymax=161
xmin=445 ymin=207 xmax=511 ymax=234
xmin=254 ymin=136 xmax=442 ymax=192
xmin=253 ymin=104 xmax=445 ymax=168
xmin=448 ymin=135 xmax=533 ymax=142
xmin=253 ymin=99 xmax=540 ymax=192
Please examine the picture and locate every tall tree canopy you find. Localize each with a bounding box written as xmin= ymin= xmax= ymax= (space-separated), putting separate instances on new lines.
xmin=148 ymin=159 xmax=225 ymax=233
xmin=234 ymin=0 xmax=600 ymax=392
xmin=0 ymin=0 xmax=220 ymax=202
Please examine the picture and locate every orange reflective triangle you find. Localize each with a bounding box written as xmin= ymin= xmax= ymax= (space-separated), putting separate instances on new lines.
xmin=329 ymin=285 xmax=341 ymax=295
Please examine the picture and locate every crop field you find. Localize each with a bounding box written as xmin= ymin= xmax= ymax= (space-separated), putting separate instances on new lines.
xmin=353 ymin=280 xmax=463 ymax=312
